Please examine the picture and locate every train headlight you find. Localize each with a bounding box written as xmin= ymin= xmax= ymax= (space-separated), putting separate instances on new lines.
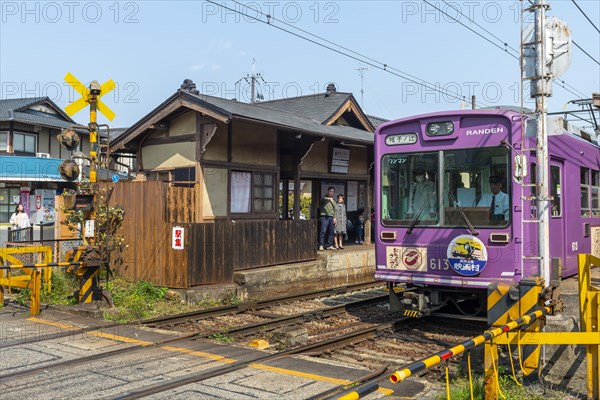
xmin=426 ymin=121 xmax=454 ymax=136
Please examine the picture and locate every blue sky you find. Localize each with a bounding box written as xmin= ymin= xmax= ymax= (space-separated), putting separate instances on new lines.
xmin=1 ymin=0 xmax=599 ymax=129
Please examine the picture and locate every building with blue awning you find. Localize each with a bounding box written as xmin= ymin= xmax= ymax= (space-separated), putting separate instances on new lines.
xmin=0 ymin=97 xmax=86 ymax=223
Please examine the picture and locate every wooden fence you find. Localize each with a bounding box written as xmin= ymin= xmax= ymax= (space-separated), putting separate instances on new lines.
xmin=110 ymin=181 xmax=317 ymax=288
xmin=187 ymin=219 xmax=316 ymax=285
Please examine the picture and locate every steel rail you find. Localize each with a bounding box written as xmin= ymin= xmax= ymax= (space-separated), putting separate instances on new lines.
xmin=196 ymin=294 xmax=387 ymax=339
xmin=113 ymin=319 xmax=407 ymax=400
xmin=307 ymin=364 xmax=389 ymax=400
xmin=0 ymin=281 xmax=384 ymax=348
xmin=143 ymin=281 xmax=385 ymax=327
xmin=0 ymin=293 xmax=388 ymax=382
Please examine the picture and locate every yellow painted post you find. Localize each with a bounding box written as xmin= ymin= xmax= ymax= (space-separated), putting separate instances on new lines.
xmin=518 ymin=277 xmax=544 ymax=377
xmin=485 ymin=278 xmax=544 ymax=396
xmin=42 ymin=246 xmax=52 ymax=295
xmin=484 ymin=342 xmax=499 ymax=399
xmin=30 ymin=268 xmax=41 ymax=316
xmin=578 ymin=254 xmax=599 ymax=399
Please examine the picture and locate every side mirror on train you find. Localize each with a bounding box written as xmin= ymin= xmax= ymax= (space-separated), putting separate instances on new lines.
xmin=513 ymin=154 xmax=528 ymax=180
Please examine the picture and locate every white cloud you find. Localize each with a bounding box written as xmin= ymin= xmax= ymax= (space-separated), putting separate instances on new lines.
xmin=190 ymin=64 xmax=206 ymax=71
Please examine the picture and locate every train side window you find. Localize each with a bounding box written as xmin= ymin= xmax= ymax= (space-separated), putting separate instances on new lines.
xmin=592 ymin=170 xmax=600 ymax=217
xmin=550 ymin=166 xmax=561 ymax=217
xmin=581 ymin=167 xmax=591 ymax=217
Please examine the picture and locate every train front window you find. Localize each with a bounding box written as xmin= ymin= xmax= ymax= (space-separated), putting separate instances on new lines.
xmin=381 ymin=153 xmax=439 ymax=226
xmin=443 ymin=147 xmax=510 ymax=227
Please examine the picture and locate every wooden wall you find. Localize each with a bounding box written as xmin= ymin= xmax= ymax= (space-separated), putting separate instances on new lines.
xmin=110 ymin=181 xmax=317 ymax=288
xmin=110 ymin=181 xmax=190 ymax=288
xmin=186 ymin=220 xmax=317 ymax=285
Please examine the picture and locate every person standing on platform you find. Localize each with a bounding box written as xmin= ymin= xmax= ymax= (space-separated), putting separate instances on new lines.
xmin=333 ymin=194 xmax=347 ymax=249
xmin=319 ymin=186 xmax=336 ymax=251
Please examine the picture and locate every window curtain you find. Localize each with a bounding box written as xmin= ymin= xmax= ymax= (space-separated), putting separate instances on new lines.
xmin=231 ymin=171 xmax=251 ymax=213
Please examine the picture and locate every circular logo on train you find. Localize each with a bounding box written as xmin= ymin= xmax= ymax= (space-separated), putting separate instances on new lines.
xmin=446 ymin=235 xmax=488 ymax=276
xmin=402 ymin=248 xmax=423 ymax=270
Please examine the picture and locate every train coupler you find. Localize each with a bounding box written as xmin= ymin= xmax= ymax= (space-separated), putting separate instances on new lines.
xmin=389 ymin=286 xmax=429 ymax=317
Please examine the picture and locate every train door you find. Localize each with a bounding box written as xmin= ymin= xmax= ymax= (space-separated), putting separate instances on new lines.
xmin=549 ymin=160 xmax=567 ymax=276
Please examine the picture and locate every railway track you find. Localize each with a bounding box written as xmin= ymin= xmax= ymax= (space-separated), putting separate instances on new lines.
xmin=0 ymin=281 xmax=385 ymax=349
xmin=0 ymin=286 xmax=390 ymax=382
xmin=108 ymin=316 xmax=482 ymax=399
xmin=143 ymin=280 xmax=386 ymax=328
xmin=113 ymin=319 xmax=407 ymax=400
xmin=2 ymin=282 xmax=487 ymax=399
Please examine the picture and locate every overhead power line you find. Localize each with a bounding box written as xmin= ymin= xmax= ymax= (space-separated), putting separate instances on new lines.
xmin=441 ymin=0 xmax=521 ymax=56
xmin=207 ymin=0 xmax=492 ymax=108
xmin=432 ymin=0 xmax=591 ymax=99
xmin=570 ymin=0 xmax=600 ymax=34
xmin=572 ymin=40 xmax=600 ymax=66
xmin=424 ymin=0 xmax=519 ymax=59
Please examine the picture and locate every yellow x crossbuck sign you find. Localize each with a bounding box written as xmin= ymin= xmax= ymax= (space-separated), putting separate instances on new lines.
xmin=64 ymin=72 xmax=116 ymax=121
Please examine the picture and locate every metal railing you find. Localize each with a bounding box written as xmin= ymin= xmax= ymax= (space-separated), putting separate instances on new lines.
xmin=7 ymin=225 xmax=33 ymax=242
xmin=5 ymin=239 xmax=83 ymax=263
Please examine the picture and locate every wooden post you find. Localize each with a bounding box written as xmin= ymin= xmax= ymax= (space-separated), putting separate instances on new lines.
xmin=293 ymin=161 xmax=301 ymax=220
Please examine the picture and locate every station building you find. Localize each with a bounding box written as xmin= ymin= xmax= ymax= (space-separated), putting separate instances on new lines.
xmin=110 ymin=80 xmax=384 ymax=288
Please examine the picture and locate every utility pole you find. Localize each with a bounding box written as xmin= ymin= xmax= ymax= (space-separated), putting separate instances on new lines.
xmin=237 ymin=59 xmax=266 ymax=103
xmin=532 ymin=0 xmax=551 ymax=286
xmin=357 ymin=66 xmax=368 ymax=108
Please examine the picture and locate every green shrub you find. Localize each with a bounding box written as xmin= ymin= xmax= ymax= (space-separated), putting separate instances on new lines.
xmin=440 ymin=374 xmax=571 ymax=400
xmin=41 ymin=270 xmax=78 ymax=305
xmin=15 ymin=289 xmax=31 ymax=306
xmin=104 ymin=276 xmax=168 ymax=322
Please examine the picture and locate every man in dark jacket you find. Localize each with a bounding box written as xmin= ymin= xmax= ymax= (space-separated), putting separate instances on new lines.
xmin=319 ymin=186 xmax=336 ymax=250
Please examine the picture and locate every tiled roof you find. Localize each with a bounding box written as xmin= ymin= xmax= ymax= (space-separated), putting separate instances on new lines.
xmin=99 ymin=127 xmax=128 ymax=141
xmin=191 ymin=92 xmax=374 ymax=143
xmin=0 ymin=97 xmax=76 ymax=129
xmin=366 ymin=114 xmax=389 ymax=128
xmin=258 ymin=92 xmax=353 ymax=124
xmin=113 ymin=90 xmax=374 ymax=151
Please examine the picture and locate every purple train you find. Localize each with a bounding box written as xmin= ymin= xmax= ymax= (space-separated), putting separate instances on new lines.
xmin=374 ymin=109 xmax=600 ymax=316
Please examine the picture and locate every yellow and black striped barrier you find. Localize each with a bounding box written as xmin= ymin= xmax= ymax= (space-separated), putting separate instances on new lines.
xmin=0 ymin=245 xmax=104 ymax=315
xmin=389 ymin=306 xmax=550 ymax=384
xmin=487 ymin=277 xmax=544 ymax=379
xmin=390 ymin=258 xmax=600 ymax=398
xmin=334 ymin=382 xmax=380 ymax=400
xmin=65 ymin=246 xmax=102 ymax=304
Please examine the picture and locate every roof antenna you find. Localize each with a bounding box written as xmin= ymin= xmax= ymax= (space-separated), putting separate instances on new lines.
xmin=356 ymin=66 xmax=369 ymax=108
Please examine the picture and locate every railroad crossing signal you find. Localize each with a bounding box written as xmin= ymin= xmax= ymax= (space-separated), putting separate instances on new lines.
xmin=64 ymin=72 xmax=116 ymax=120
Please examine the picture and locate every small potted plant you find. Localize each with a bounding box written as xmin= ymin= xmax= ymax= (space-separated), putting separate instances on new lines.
xmin=61 ymin=188 xmax=77 ymax=209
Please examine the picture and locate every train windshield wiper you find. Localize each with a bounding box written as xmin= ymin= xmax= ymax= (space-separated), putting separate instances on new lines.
xmin=448 ymin=190 xmax=479 ymax=236
xmin=406 ymin=201 xmax=428 ymax=235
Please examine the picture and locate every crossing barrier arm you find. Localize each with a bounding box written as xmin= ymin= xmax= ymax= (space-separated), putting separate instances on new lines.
xmin=389 ymin=306 xmax=551 ymax=384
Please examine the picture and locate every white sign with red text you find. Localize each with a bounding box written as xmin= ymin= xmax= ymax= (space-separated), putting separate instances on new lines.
xmin=172 ymin=226 xmax=185 ymax=250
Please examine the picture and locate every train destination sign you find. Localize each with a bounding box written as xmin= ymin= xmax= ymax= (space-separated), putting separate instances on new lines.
xmin=385 ymin=133 xmax=418 ymax=145
xmin=446 ymin=235 xmax=488 ymax=276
